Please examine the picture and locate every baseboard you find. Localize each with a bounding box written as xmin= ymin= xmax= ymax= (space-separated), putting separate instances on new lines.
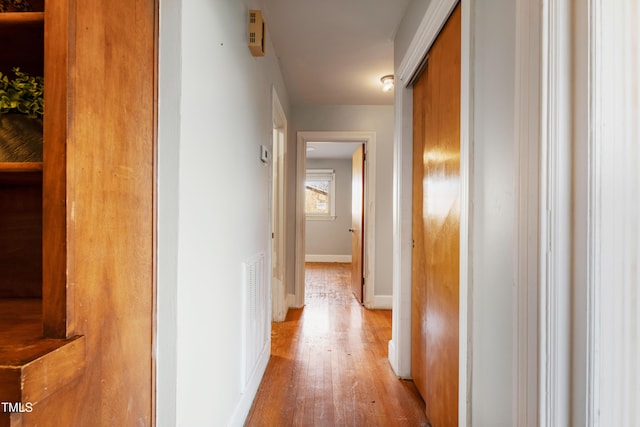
xmin=388 ymin=339 xmax=398 ymax=374
xmin=287 ymin=293 xmax=298 ymax=308
xmin=305 ymin=254 xmax=352 ymax=263
xmin=388 ymin=339 xmax=411 ymax=379
xmin=229 ymin=338 xmax=271 ymax=426
xmin=371 ymin=295 xmax=392 ymax=310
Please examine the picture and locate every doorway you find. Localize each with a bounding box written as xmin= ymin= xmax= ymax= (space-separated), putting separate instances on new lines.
xmin=294 ymin=131 xmax=377 ymax=308
xmin=304 ymin=141 xmax=364 ymax=303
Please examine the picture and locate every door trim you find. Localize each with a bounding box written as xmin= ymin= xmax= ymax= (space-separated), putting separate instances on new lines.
xmin=390 ymin=1 xmax=471 ymax=425
xmin=271 ymin=87 xmax=288 ymax=322
xmin=294 ymin=131 xmax=376 ymax=308
xmin=514 ymin=0 xmax=543 ymax=425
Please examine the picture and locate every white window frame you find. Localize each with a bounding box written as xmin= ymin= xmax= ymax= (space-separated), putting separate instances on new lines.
xmin=304 ymin=169 xmax=336 ymax=220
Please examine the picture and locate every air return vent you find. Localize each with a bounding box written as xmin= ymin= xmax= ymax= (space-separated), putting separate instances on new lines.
xmin=241 ymin=252 xmax=269 ymax=391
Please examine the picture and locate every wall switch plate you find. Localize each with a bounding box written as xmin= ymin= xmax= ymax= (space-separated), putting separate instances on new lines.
xmin=260 ymin=145 xmax=269 ymax=163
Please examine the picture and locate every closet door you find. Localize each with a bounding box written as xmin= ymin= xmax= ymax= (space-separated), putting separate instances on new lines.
xmin=411 ymin=3 xmax=461 ymax=425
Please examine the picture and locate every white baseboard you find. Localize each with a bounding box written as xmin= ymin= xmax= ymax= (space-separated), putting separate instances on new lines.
xmin=229 ymin=339 xmax=270 ymax=426
xmin=305 ymin=254 xmax=352 ymax=263
xmin=287 ymin=293 xmax=300 ymax=308
xmin=388 ymin=339 xmax=396 ymax=363
xmin=388 ymin=338 xmax=411 ymax=378
xmin=370 ymin=295 xmax=393 ymax=310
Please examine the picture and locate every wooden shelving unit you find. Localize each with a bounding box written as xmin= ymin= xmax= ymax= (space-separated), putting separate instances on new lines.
xmin=0 ymin=5 xmax=44 ymax=300
xmin=1 ymin=0 xmax=155 ymax=423
xmin=0 ymin=1 xmax=44 ymax=295
xmin=0 ymin=299 xmax=85 ymax=406
xmin=0 ymin=3 xmax=84 ymax=425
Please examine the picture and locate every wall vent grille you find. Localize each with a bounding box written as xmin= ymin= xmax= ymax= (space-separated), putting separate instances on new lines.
xmin=241 ymin=252 xmax=269 ymax=391
xmin=248 ymin=9 xmax=265 ymax=56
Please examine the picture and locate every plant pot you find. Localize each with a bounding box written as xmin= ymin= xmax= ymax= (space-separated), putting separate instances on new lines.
xmin=0 ymin=113 xmax=43 ymax=162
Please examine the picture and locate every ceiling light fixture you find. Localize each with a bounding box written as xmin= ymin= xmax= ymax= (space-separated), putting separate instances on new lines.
xmin=380 ymin=74 xmax=394 ymax=92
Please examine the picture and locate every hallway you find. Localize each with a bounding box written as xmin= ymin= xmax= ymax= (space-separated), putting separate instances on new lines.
xmin=245 ymin=263 xmax=429 ymax=426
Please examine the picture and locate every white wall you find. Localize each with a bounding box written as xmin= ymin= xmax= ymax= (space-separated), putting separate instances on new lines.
xmin=292 ymin=105 xmax=394 ymax=297
xmin=157 ymin=0 xmax=181 ymax=424
xmin=305 ymin=158 xmax=352 ymax=259
xmin=394 ymin=0 xmax=432 ymax=66
xmin=470 ymin=0 xmax=516 ymax=424
xmin=157 ymin=0 xmax=290 ymax=425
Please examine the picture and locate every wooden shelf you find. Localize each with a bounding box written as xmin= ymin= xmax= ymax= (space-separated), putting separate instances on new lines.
xmin=0 ymin=299 xmax=85 ymax=405
xmin=1 ymin=6 xmax=86 ymax=425
xmin=0 ymin=162 xmax=42 ymax=173
xmin=0 ymin=12 xmax=44 ymax=24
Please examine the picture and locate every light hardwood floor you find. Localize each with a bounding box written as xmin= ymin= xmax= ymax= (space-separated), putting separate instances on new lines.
xmin=245 ymin=262 xmax=430 ymax=426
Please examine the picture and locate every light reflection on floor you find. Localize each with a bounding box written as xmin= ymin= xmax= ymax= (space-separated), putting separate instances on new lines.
xmin=303 ymin=262 xmax=363 ymax=338
xmin=246 ymin=262 xmax=430 ymax=426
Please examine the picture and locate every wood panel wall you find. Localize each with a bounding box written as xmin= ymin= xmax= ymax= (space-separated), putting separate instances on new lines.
xmin=22 ymin=0 xmax=157 ymax=425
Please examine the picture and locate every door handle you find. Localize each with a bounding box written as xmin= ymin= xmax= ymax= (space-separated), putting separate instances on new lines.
xmin=349 ymin=228 xmax=354 ymax=232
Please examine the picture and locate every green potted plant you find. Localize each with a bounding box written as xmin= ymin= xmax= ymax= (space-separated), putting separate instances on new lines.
xmin=0 ymin=68 xmax=44 ymax=162
xmin=0 ymin=0 xmax=31 ymax=12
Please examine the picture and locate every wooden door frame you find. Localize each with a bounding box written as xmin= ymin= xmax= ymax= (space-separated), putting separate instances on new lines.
xmin=389 ymin=0 xmax=471 ymax=423
xmin=294 ymin=131 xmax=376 ymax=308
xmin=271 ymin=87 xmax=288 ymax=321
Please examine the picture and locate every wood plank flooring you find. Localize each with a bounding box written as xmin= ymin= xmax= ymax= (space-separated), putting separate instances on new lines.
xmin=245 ymin=262 xmax=429 ymax=427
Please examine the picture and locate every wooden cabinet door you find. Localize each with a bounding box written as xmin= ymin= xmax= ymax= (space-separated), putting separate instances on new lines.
xmin=411 ymin=3 xmax=461 ymax=426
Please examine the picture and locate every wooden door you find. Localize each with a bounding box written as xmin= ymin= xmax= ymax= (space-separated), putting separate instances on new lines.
xmin=411 ymin=3 xmax=461 ymax=426
xmin=351 ymin=144 xmax=364 ymax=303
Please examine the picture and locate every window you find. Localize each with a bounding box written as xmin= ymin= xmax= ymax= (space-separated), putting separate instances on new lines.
xmin=305 ymin=169 xmax=336 ymax=220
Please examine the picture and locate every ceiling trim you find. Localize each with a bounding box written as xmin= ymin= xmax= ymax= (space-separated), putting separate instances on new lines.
xmin=396 ymin=0 xmax=460 ymax=87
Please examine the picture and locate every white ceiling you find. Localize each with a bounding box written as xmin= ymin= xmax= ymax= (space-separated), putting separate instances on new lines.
xmin=262 ymin=0 xmax=411 ymax=106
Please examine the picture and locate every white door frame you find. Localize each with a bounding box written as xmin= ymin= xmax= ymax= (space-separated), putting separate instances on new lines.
xmin=271 ymin=87 xmax=288 ymax=321
xmin=513 ymin=0 xmax=545 ymax=425
xmin=579 ymin=1 xmax=640 ymax=425
xmin=389 ymin=0 xmax=472 ymax=424
xmin=294 ymin=131 xmax=376 ymax=308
